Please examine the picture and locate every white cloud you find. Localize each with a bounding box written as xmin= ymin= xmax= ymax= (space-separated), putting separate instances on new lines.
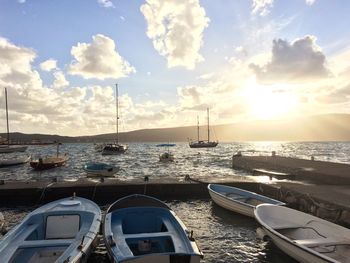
xmin=68 ymin=34 xmax=136 ymax=80
xmin=251 ymin=0 xmax=273 ymax=16
xmin=140 ymin=0 xmax=209 ymax=70
xmin=306 ymin=0 xmax=315 ymax=5
xmin=250 ymin=35 xmax=331 ymax=83
xmin=97 ymin=0 xmax=114 ymax=8
xmin=18 ymin=0 xmax=26 ymax=3
xmin=40 ymin=59 xmax=57 ymax=72
xmin=53 ymin=71 xmax=69 ymax=89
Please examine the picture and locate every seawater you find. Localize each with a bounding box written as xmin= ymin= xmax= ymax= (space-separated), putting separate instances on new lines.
xmin=1 ymin=141 xmax=350 ymax=181
xmin=1 ymin=141 xmax=350 ymax=262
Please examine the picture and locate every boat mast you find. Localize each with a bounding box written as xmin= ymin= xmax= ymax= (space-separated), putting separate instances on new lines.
xmin=5 ymin=88 xmax=9 ymax=146
xmin=115 ymin=84 xmax=119 ymax=144
xmin=197 ymin=115 xmax=199 ymax=142
xmin=207 ymin=108 xmax=210 ymax=142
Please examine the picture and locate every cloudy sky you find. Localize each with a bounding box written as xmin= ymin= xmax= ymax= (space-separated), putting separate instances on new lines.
xmin=1 ymin=0 xmax=350 ymax=136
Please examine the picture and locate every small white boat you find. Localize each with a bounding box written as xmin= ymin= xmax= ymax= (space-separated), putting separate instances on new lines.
xmin=0 ymin=196 xmax=101 ymax=263
xmin=255 ymin=204 xmax=350 ymax=263
xmin=0 ymin=145 xmax=28 ymax=154
xmin=159 ymin=152 xmax=174 ymax=162
xmin=0 ymin=155 xmax=30 ymax=167
xmin=84 ymin=162 xmax=118 ymax=177
xmin=104 ymin=194 xmax=203 ymax=263
xmin=208 ymin=184 xmax=285 ymax=217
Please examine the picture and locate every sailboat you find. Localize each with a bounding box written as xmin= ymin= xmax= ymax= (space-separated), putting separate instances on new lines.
xmin=0 ymin=88 xmax=27 ymax=154
xmin=189 ymin=108 xmax=218 ymax=148
xmin=102 ymin=84 xmax=128 ymax=155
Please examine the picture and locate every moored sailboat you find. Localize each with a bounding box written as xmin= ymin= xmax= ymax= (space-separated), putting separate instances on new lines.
xmin=0 ymin=88 xmax=28 ymax=154
xmin=189 ymin=108 xmax=218 ymax=148
xmin=102 ymin=84 xmax=128 ymax=155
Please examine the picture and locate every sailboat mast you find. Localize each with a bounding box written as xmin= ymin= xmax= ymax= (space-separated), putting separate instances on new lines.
xmin=197 ymin=115 xmax=199 ymax=142
xmin=115 ymin=84 xmax=119 ymax=144
xmin=5 ymin=88 xmax=9 ymax=146
xmin=207 ymin=108 xmax=210 ymax=142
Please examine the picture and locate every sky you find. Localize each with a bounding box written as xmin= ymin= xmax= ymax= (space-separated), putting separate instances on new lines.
xmin=0 ymin=0 xmax=350 ymax=136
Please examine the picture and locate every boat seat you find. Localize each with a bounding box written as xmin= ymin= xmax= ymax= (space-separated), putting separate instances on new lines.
xmin=19 ymin=239 xmax=74 ymax=248
xmin=294 ymin=237 xmax=350 ymax=247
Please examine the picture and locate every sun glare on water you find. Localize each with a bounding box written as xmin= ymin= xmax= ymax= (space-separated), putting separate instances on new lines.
xmin=244 ymin=83 xmax=298 ymax=120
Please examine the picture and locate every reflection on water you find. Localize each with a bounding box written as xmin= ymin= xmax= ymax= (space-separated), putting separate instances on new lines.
xmin=1 ymin=141 xmax=350 ymax=181
xmin=0 ymin=200 xmax=297 ymax=263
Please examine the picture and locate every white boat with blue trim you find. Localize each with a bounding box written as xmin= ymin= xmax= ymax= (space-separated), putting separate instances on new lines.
xmin=84 ymin=162 xmax=119 ymax=177
xmin=208 ymin=184 xmax=285 ymax=217
xmin=255 ymin=204 xmax=350 ymax=263
xmin=103 ymin=194 xmax=203 ymax=263
xmin=0 ymin=196 xmax=101 ymax=263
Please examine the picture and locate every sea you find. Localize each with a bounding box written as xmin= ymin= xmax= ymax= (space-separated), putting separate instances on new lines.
xmin=1 ymin=141 xmax=350 ymax=262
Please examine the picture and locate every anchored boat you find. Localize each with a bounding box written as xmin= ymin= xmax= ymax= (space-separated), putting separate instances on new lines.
xmin=0 ymin=196 xmax=101 ymax=263
xmin=0 ymin=155 xmax=30 ymax=167
xmin=84 ymin=162 xmax=119 ymax=177
xmin=189 ymin=108 xmax=218 ymax=148
xmin=102 ymin=84 xmax=128 ymax=155
xmin=104 ymin=194 xmax=203 ymax=263
xmin=255 ymin=204 xmax=350 ymax=263
xmin=208 ymin=184 xmax=285 ymax=217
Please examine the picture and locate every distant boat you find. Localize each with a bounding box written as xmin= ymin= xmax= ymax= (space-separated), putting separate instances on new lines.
xmin=94 ymin=143 xmax=106 ymax=152
xmin=0 ymin=88 xmax=27 ymax=154
xmin=0 ymin=196 xmax=101 ymax=263
xmin=103 ymin=194 xmax=203 ymax=263
xmin=84 ymin=162 xmax=119 ymax=177
xmin=102 ymin=84 xmax=128 ymax=155
xmin=189 ymin=108 xmax=218 ymax=148
xmin=255 ymin=204 xmax=350 ymax=263
xmin=159 ymin=152 xmax=175 ymax=162
xmin=30 ymin=143 xmax=68 ymax=170
xmin=208 ymin=184 xmax=285 ymax=217
xmin=0 ymin=155 xmax=30 ymax=168
xmin=156 ymin=143 xmax=176 ymax=147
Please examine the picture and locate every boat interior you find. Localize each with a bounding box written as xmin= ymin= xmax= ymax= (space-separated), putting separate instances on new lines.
xmin=7 ymin=209 xmax=95 ymax=263
xmin=273 ymin=220 xmax=350 ymax=262
xmin=110 ymin=207 xmax=188 ymax=257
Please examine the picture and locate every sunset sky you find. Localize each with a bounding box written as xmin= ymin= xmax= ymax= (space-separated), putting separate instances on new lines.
xmin=1 ymin=0 xmax=350 ymax=136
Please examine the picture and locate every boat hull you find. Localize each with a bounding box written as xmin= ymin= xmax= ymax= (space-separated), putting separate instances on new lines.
xmin=208 ymin=184 xmax=284 ymax=218
xmin=0 ymin=146 xmax=28 ymax=154
xmin=254 ymin=204 xmax=350 ymax=263
xmin=30 ymin=156 xmax=68 ymax=170
xmin=102 ymin=144 xmax=128 ymax=155
xmin=84 ymin=162 xmax=118 ymax=177
xmin=0 ymin=156 xmax=30 ymax=167
xmin=189 ymin=142 xmax=218 ymax=148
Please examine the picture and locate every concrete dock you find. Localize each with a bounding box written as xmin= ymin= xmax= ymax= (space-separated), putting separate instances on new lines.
xmin=232 ymin=155 xmax=350 ymax=184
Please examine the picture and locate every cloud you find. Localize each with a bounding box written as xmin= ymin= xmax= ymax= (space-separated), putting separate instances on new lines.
xmin=40 ymin=59 xmax=57 ymax=72
xmin=18 ymin=0 xmax=26 ymax=3
xmin=250 ymin=35 xmax=331 ymax=84
xmin=68 ymin=34 xmax=135 ymax=80
xmin=251 ymin=0 xmax=273 ymax=16
xmin=140 ymin=0 xmax=209 ymax=70
xmin=97 ymin=0 xmax=115 ymax=8
xmin=52 ymin=71 xmax=69 ymax=89
xmin=305 ymin=0 xmax=315 ymax=5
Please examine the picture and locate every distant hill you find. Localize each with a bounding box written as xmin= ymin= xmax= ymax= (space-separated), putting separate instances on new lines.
xmin=1 ymin=113 xmax=350 ymax=143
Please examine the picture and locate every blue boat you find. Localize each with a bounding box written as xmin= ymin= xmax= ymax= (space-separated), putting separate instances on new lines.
xmin=208 ymin=184 xmax=285 ymax=217
xmin=156 ymin=143 xmax=176 ymax=147
xmin=0 ymin=196 xmax=101 ymax=263
xmin=104 ymin=194 xmax=203 ymax=263
xmin=84 ymin=162 xmax=119 ymax=177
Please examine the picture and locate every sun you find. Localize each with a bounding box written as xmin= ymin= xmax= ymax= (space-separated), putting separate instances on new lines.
xmin=244 ymin=83 xmax=298 ymax=120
